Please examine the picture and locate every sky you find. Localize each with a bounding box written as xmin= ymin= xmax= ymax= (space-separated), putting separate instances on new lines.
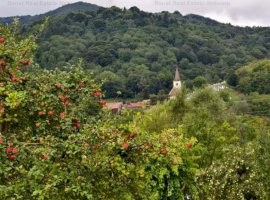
xmin=0 ymin=0 xmax=269 ymax=27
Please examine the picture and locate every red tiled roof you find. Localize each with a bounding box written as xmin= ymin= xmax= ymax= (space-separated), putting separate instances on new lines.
xmin=126 ymin=102 xmax=141 ymax=108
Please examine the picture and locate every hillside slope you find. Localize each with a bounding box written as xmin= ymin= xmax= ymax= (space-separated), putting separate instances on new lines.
xmin=3 ymin=3 xmax=270 ymax=98
xmin=0 ymin=2 xmax=100 ymax=24
xmin=233 ymin=59 xmax=270 ymax=94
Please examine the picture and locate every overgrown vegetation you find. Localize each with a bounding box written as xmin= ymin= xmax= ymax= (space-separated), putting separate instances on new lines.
xmin=134 ymin=88 xmax=270 ymax=199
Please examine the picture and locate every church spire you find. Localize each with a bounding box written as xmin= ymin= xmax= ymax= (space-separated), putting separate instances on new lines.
xmin=169 ymin=67 xmax=182 ymax=99
xmin=174 ymin=68 xmax=180 ymax=81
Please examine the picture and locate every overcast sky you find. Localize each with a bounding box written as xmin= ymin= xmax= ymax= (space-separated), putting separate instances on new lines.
xmin=0 ymin=0 xmax=269 ymax=27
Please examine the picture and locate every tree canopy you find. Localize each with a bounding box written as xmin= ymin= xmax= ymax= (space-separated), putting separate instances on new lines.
xmin=4 ymin=4 xmax=270 ymax=98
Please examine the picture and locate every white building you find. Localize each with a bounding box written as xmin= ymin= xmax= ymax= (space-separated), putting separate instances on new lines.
xmin=211 ymin=81 xmax=227 ymax=91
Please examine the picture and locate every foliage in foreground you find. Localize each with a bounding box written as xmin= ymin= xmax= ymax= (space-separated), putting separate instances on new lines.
xmin=0 ymin=20 xmax=199 ymax=200
xmin=134 ymin=88 xmax=270 ymax=199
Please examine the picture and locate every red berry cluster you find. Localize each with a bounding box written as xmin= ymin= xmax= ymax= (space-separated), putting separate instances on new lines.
xmin=59 ymin=112 xmax=66 ymax=118
xmin=0 ymin=37 xmax=5 ymax=43
xmin=78 ymin=82 xmax=84 ymax=89
xmin=93 ymin=89 xmax=101 ymax=97
xmin=22 ymin=59 xmax=30 ymax=66
xmin=160 ymin=147 xmax=168 ymax=155
xmin=186 ymin=143 xmax=192 ymax=149
xmin=83 ymin=142 xmax=89 ymax=147
xmin=0 ymin=37 xmax=29 ymax=83
xmin=38 ymin=111 xmax=44 ymax=116
xmin=42 ymin=153 xmax=49 ymax=160
xmin=4 ymin=142 xmax=18 ymax=161
xmin=100 ymin=100 xmax=107 ymax=106
xmin=122 ymin=142 xmax=129 ymax=149
xmin=126 ymin=131 xmax=138 ymax=140
xmin=72 ymin=119 xmax=80 ymax=129
xmin=48 ymin=111 xmax=54 ymax=116
xmin=59 ymin=95 xmax=70 ymax=106
xmin=82 ymin=142 xmax=97 ymax=150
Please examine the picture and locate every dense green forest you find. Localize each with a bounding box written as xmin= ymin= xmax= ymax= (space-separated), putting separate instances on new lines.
xmin=232 ymin=59 xmax=270 ymax=94
xmin=226 ymin=60 xmax=270 ymax=118
xmin=2 ymin=2 xmax=270 ymax=98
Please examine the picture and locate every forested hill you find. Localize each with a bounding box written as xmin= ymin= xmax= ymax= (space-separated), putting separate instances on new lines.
xmin=0 ymin=2 xmax=100 ymax=24
xmin=3 ymin=3 xmax=270 ymax=98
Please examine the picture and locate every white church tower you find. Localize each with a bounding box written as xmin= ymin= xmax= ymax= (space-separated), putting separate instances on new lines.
xmin=169 ymin=68 xmax=181 ymax=99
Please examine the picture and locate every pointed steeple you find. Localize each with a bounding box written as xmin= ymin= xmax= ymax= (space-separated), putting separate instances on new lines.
xmin=174 ymin=68 xmax=180 ymax=81
xmin=169 ymin=67 xmax=182 ymax=99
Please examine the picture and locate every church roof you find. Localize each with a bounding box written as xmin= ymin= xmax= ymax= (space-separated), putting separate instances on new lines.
xmin=174 ymin=68 xmax=180 ymax=81
xmin=169 ymin=87 xmax=180 ymax=97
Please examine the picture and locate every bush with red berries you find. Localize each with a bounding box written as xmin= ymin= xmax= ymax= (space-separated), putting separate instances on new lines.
xmin=0 ymin=21 xmax=199 ymax=199
xmin=0 ymin=20 xmax=103 ymax=136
